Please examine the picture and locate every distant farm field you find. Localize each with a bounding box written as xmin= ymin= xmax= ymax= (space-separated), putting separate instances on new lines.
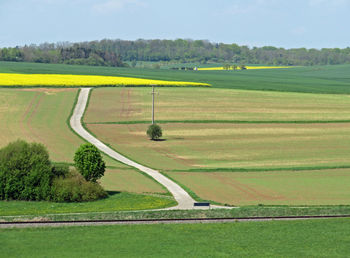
xmin=2 ymin=61 xmax=350 ymax=94
xmin=85 ymin=87 xmax=350 ymax=123
xmin=0 ymin=73 xmax=209 ymax=87
xmin=197 ymin=66 xmax=291 ymax=70
xmin=166 ymin=169 xmax=350 ymax=205
xmin=86 ymin=87 xmax=350 ymax=171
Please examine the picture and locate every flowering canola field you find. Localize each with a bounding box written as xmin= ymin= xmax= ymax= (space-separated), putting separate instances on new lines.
xmin=197 ymin=66 xmax=290 ymax=71
xmin=0 ymin=73 xmax=211 ymax=87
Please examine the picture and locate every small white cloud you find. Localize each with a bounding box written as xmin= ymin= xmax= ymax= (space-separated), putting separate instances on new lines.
xmin=92 ymin=0 xmax=145 ymax=14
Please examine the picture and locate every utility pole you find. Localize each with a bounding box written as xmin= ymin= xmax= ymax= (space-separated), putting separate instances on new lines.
xmin=150 ymin=85 xmax=158 ymax=124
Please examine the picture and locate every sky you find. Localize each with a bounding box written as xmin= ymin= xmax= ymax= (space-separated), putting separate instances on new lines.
xmin=0 ymin=0 xmax=350 ymax=49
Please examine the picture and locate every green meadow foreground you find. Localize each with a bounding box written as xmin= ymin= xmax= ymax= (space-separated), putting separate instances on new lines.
xmin=1 ymin=219 xmax=350 ymax=257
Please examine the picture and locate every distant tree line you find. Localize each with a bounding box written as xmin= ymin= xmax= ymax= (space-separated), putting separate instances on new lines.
xmin=0 ymin=42 xmax=126 ymax=67
xmin=1 ymin=39 xmax=350 ymax=66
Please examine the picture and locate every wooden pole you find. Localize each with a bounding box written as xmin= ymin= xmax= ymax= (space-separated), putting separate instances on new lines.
xmin=152 ymin=85 xmax=155 ymax=124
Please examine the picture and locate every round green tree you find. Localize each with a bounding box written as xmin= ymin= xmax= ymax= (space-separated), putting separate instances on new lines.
xmin=74 ymin=143 xmax=106 ymax=182
xmin=147 ymin=124 xmax=163 ymax=140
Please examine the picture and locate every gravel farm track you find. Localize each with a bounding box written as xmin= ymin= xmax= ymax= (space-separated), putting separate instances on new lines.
xmin=2 ymin=215 xmax=350 ymax=228
xmin=70 ymin=88 xmax=228 ymax=210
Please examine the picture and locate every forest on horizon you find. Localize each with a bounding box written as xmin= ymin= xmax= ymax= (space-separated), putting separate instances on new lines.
xmin=1 ymin=39 xmax=350 ymax=67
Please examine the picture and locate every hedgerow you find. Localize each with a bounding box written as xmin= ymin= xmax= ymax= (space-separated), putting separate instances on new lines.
xmin=0 ymin=140 xmax=107 ymax=202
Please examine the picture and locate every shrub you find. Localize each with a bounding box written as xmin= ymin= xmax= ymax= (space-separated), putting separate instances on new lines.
xmin=74 ymin=143 xmax=106 ymax=182
xmin=51 ymin=164 xmax=69 ymax=178
xmin=147 ymin=124 xmax=163 ymax=140
xmin=51 ymin=169 xmax=107 ymax=202
xmin=0 ymin=140 xmax=52 ymax=201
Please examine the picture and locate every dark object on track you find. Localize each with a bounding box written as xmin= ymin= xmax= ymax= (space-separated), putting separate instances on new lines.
xmin=193 ymin=202 xmax=210 ymax=208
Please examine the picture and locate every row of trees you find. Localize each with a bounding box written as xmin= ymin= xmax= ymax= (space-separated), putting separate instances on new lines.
xmin=1 ymin=39 xmax=350 ymax=66
xmin=0 ymin=43 xmax=126 ymax=67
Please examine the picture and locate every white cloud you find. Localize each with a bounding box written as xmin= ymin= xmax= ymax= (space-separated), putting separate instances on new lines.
xmin=92 ymin=0 xmax=146 ymax=14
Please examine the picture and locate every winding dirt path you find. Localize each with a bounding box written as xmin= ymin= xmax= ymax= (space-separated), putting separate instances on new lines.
xmin=70 ymin=88 xmax=197 ymax=209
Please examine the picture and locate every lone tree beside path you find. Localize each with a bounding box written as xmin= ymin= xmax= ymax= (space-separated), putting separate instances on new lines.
xmin=74 ymin=143 xmax=106 ymax=182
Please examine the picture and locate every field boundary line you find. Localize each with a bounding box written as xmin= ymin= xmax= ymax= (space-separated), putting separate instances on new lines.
xmin=2 ymin=215 xmax=350 ymax=228
xmin=85 ymin=119 xmax=350 ymax=125
xmin=171 ymin=165 xmax=350 ymax=173
xmin=70 ymin=88 xmax=199 ymax=210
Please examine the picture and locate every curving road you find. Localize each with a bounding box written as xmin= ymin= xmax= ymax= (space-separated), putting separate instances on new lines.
xmin=70 ymin=88 xmax=196 ymax=209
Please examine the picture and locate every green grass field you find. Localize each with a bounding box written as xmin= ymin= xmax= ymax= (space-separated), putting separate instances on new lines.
xmin=0 ymin=192 xmax=176 ymax=216
xmin=166 ymin=169 xmax=350 ymax=205
xmin=2 ymin=61 xmax=350 ymax=94
xmin=3 ymin=205 xmax=350 ymax=222
xmin=0 ymin=87 xmax=121 ymax=167
xmin=1 ymin=219 xmax=350 ymax=257
xmin=87 ymin=121 xmax=350 ymax=171
xmin=0 ymin=88 xmax=81 ymax=163
xmin=100 ymin=168 xmax=167 ymax=194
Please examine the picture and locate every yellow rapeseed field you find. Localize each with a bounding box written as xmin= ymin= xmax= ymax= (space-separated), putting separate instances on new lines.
xmin=0 ymin=73 xmax=211 ymax=87
xmin=197 ymin=66 xmax=291 ymax=70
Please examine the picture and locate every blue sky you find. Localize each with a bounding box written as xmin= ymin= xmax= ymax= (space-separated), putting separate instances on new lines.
xmin=1 ymin=0 xmax=349 ymax=48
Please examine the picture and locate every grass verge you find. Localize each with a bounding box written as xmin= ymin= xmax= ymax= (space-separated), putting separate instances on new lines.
xmin=0 ymin=192 xmax=176 ymax=217
xmin=3 ymin=205 xmax=350 ymax=222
